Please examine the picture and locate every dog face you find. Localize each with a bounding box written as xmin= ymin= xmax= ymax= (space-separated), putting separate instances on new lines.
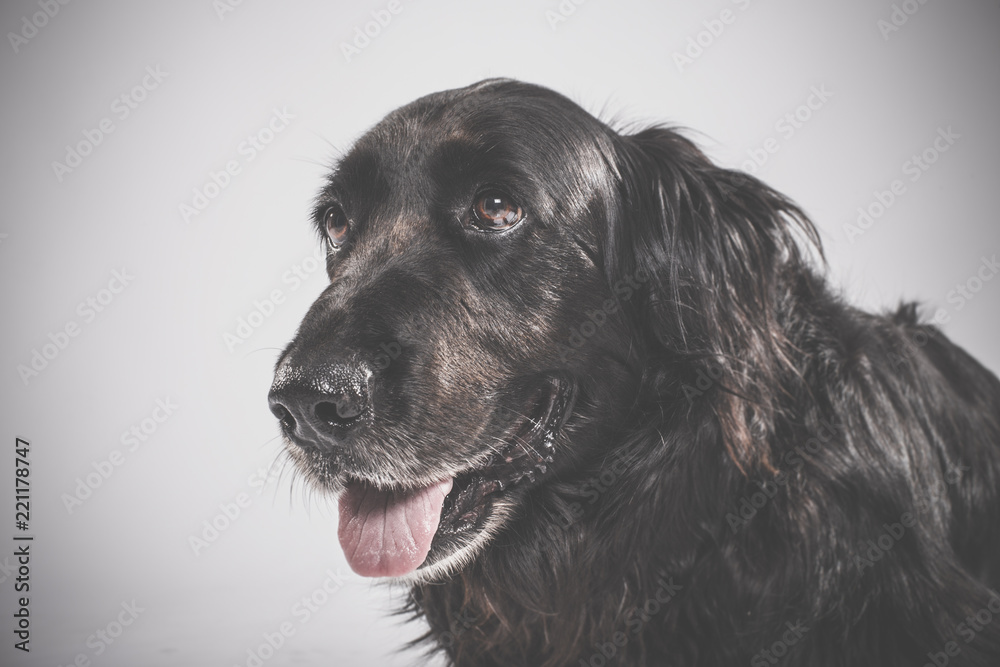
xmin=269 ymin=80 xmax=639 ymax=580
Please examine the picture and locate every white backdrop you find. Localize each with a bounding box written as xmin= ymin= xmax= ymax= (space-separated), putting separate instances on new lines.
xmin=1 ymin=1 xmax=998 ymax=666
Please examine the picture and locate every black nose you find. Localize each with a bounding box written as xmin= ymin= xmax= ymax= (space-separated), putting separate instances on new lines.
xmin=268 ymin=363 xmax=371 ymax=446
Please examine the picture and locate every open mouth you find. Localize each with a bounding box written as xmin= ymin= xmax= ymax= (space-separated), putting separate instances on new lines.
xmin=336 ymin=375 xmax=576 ymax=578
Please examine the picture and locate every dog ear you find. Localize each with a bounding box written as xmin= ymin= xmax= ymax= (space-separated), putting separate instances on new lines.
xmin=608 ymin=126 xmax=821 ymax=474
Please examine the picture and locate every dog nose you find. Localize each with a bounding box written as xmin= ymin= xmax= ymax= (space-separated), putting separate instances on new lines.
xmin=268 ymin=363 xmax=371 ymax=444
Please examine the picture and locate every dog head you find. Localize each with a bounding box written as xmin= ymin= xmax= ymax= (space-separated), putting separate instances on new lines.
xmin=268 ymin=79 xmax=815 ymax=581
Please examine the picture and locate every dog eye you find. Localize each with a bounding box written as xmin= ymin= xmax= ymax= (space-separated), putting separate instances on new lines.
xmin=323 ymin=205 xmax=350 ymax=248
xmin=470 ymin=191 xmax=524 ymax=231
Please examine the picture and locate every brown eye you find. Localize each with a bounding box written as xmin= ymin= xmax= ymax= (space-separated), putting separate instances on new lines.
xmin=324 ymin=205 xmax=349 ymax=247
xmin=471 ymin=191 xmax=524 ymax=231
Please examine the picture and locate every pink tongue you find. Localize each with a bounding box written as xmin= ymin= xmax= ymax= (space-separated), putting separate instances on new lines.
xmin=338 ymin=478 xmax=453 ymax=577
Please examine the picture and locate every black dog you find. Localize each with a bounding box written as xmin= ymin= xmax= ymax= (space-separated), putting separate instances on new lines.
xmin=268 ymin=79 xmax=1000 ymax=666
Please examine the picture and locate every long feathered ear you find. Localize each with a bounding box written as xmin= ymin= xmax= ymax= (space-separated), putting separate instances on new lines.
xmin=608 ymin=126 xmax=822 ymax=474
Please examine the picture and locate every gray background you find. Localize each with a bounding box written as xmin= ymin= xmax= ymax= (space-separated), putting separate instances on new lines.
xmin=1 ymin=1 xmax=998 ymax=665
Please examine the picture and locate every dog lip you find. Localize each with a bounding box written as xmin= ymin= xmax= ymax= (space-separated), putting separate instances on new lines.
xmin=431 ymin=374 xmax=577 ymax=540
xmin=334 ymin=376 xmax=574 ymax=507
